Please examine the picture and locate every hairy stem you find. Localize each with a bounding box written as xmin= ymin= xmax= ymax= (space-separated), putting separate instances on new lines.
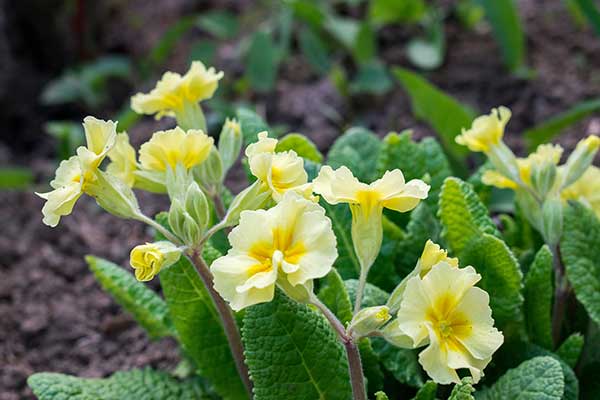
xmin=551 ymin=244 xmax=568 ymax=347
xmin=189 ymin=251 xmax=253 ymax=398
xmin=310 ymin=295 xmax=366 ymax=400
xmin=136 ymin=213 xmax=182 ymax=245
xmin=354 ymin=266 xmax=368 ymax=314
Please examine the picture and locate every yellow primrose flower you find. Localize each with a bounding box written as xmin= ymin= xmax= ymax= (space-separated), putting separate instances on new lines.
xmin=130 ymin=241 xmax=182 ymax=282
xmin=313 ymin=165 xmax=429 ymax=269
xmin=562 ymin=166 xmax=600 ymax=218
xmin=131 ymin=61 xmax=223 ymax=119
xmin=245 ymin=132 xmax=311 ymax=202
xmin=455 ymin=106 xmax=511 ymax=153
xmin=387 ymin=240 xmax=458 ymax=313
xmin=391 ymin=262 xmax=503 ymax=384
xmin=107 ymin=133 xmax=137 ymax=187
xmin=36 ymin=117 xmax=117 ymax=227
xmin=211 ymin=193 xmax=338 ymax=311
xmin=139 ymin=127 xmax=214 ymax=172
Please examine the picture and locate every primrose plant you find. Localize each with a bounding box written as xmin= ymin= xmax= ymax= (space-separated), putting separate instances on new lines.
xmin=30 ymin=61 xmax=600 ymax=400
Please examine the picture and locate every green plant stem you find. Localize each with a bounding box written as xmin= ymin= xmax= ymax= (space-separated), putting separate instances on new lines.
xmin=310 ymin=295 xmax=367 ymax=400
xmin=354 ymin=266 xmax=369 ymax=314
xmin=188 ymin=250 xmax=253 ymax=398
xmin=551 ymin=244 xmax=569 ymax=347
xmin=136 ymin=213 xmax=182 ymax=245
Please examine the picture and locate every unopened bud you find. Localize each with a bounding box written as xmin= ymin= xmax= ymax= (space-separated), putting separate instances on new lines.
xmin=224 ymin=181 xmax=271 ymax=226
xmin=541 ymin=196 xmax=563 ymax=246
xmin=166 ymin=163 xmax=193 ymax=202
xmin=562 ymin=135 xmax=600 ymax=188
xmin=168 ymin=182 xmax=210 ymax=245
xmin=218 ymin=118 xmax=243 ymax=173
xmin=531 ymin=162 xmax=557 ymax=198
xmin=185 ymin=182 xmax=210 ymax=230
xmin=85 ymin=170 xmax=141 ymax=220
xmin=486 ymin=141 xmax=520 ymax=184
xmin=129 ymin=241 xmax=181 ymax=281
xmin=348 ymin=306 xmax=391 ymax=339
xmin=194 ymin=146 xmax=224 ymax=188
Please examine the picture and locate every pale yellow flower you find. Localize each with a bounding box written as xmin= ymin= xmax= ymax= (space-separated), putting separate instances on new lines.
xmin=245 ymin=132 xmax=311 ymax=202
xmin=313 ymin=165 xmax=429 ymax=268
xmin=36 ymin=117 xmax=117 ymax=227
xmin=211 ymin=193 xmax=337 ymax=311
xmin=107 ymin=133 xmax=137 ymax=187
xmin=562 ymin=166 xmax=600 ymax=218
xmin=392 ymin=262 xmax=503 ymax=384
xmin=130 ymin=241 xmax=181 ymax=281
xmin=131 ymin=61 xmax=223 ymax=119
xmin=139 ymin=127 xmax=214 ymax=172
xmin=456 ymin=106 xmax=511 ymax=153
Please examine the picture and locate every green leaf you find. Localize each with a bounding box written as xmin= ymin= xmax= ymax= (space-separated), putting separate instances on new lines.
xmin=0 ymin=167 xmax=33 ymax=190
xmin=236 ymin=107 xmax=271 ymax=145
xmin=45 ymin=121 xmax=85 ymax=160
xmin=524 ymin=98 xmax=600 ymax=151
xmin=359 ymin=338 xmax=385 ymax=394
xmin=246 ymin=31 xmax=278 ymax=93
xmin=149 ymin=17 xmax=196 ymax=66
xmin=412 ymin=381 xmax=436 ymax=399
xmin=556 ymin=333 xmax=584 ymax=368
xmin=393 ymin=68 xmax=475 ymax=163
xmin=460 ymin=233 xmax=524 ymax=330
xmin=368 ymin=0 xmax=426 ymax=25
xmin=375 ymin=391 xmax=390 ymax=400
xmin=298 ymin=27 xmax=331 ymax=74
xmin=449 ymin=377 xmax=475 ymax=400
xmin=242 ymin=291 xmax=352 ymax=399
xmin=523 ymin=245 xmax=553 ymax=349
xmin=28 ymin=368 xmax=203 ymax=400
xmin=352 ymin=22 xmax=377 ymax=64
xmin=561 ymin=202 xmax=600 ymax=325
xmin=86 ymin=256 xmax=174 ymax=340
xmin=275 ymin=133 xmax=323 ymax=163
xmin=188 ymin=41 xmax=217 ymax=66
xmin=372 ymin=338 xmax=424 ymax=388
xmin=573 ymin=0 xmax=600 ymax=37
xmin=327 ymin=127 xmax=382 ymax=183
xmin=369 ymin=217 xmax=405 ymax=292
xmin=478 ymin=0 xmax=526 ymax=72
xmin=345 ymin=279 xmax=389 ymax=308
xmin=325 ymin=16 xmax=360 ymax=50
xmin=438 ymin=177 xmax=500 ymax=255
xmin=197 ymin=10 xmax=239 ymax=39
xmin=406 ymin=38 xmax=444 ymax=71
xmin=159 ymin=242 xmax=247 ymax=399
xmin=317 ymin=269 xmax=353 ymax=323
xmin=350 ymin=60 xmax=393 ymax=95
xmin=476 ymin=356 xmax=564 ymax=400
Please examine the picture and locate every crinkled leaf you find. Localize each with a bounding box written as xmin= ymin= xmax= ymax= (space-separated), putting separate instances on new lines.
xmin=372 ymin=338 xmax=424 ymax=388
xmin=523 ymin=245 xmax=553 ymax=349
xmin=28 ymin=368 xmax=203 ymax=400
xmin=375 ymin=391 xmax=390 ymax=400
xmin=369 ymin=216 xmax=405 ymax=292
xmin=449 ymin=377 xmax=475 ymax=400
xmin=556 ymin=333 xmax=584 ymax=368
xmin=327 ymin=127 xmax=382 ymax=183
xmin=476 ymin=356 xmax=564 ymax=400
xmin=345 ymin=279 xmax=389 ymax=308
xmin=242 ymin=291 xmax=352 ymax=400
xmin=275 ymin=133 xmax=323 ymax=163
xmin=86 ymin=256 xmax=174 ymax=340
xmin=359 ymin=338 xmax=384 ymax=394
xmin=322 ymin=201 xmax=361 ymax=279
xmin=561 ymin=202 xmax=600 ymax=325
xmin=317 ymin=269 xmax=353 ymax=324
xmin=236 ymin=107 xmax=270 ymax=145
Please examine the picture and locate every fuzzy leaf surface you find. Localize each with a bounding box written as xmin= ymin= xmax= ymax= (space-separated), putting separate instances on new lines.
xmin=523 ymin=245 xmax=553 ymax=349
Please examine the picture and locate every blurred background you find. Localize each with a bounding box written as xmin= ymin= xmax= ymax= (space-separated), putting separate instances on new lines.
xmin=1 ymin=0 xmax=600 ymax=398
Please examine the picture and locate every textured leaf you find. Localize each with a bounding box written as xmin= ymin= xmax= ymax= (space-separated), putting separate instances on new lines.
xmin=246 ymin=31 xmax=278 ymax=92
xmin=523 ymin=245 xmax=553 ymax=349
xmin=574 ymin=0 xmax=600 ymax=37
xmin=393 ymin=68 xmax=475 ymax=162
xmin=298 ymin=27 xmax=331 ymax=74
xmin=86 ymin=256 xmax=174 ymax=340
xmin=372 ymin=338 xmax=424 ymax=388
xmin=369 ymin=217 xmax=405 ymax=292
xmin=438 ymin=177 xmax=500 ymax=255
xmin=275 ymin=133 xmax=323 ymax=163
xmin=460 ymin=233 xmax=523 ymax=330
xmin=358 ymin=338 xmax=384 ymax=394
xmin=236 ymin=107 xmax=270 ymax=145
xmin=556 ymin=333 xmax=584 ymax=368
xmin=449 ymin=377 xmax=475 ymax=400
xmin=476 ymin=356 xmax=564 ymax=400
xmin=327 ymin=127 xmax=382 ymax=183
xmin=28 ymin=368 xmax=203 ymax=400
xmin=159 ymin=244 xmax=247 ymax=400
xmin=478 ymin=0 xmax=526 ymax=72
xmin=561 ymin=202 xmax=600 ymax=325
xmin=322 ymin=201 xmax=361 ymax=279
xmin=317 ymin=269 xmax=353 ymax=324
xmin=524 ymin=98 xmax=600 ymax=151
xmin=375 ymin=391 xmax=390 ymax=400
xmin=412 ymin=381 xmax=436 ymax=399
xmin=345 ymin=279 xmax=389 ymax=308
xmin=242 ymin=291 xmax=352 ymax=400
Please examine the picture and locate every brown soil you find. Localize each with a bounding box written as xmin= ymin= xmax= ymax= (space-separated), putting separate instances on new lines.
xmin=1 ymin=0 xmax=599 ymax=399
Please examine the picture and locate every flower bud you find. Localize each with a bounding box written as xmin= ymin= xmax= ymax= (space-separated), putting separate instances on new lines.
xmin=531 ymin=161 xmax=557 ymax=198
xmin=486 ymin=141 xmax=520 ymax=184
xmin=165 ymin=163 xmax=193 ymax=202
xmin=194 ymin=146 xmax=224 ymax=189
xmin=85 ymin=169 xmax=141 ymax=220
xmin=562 ymin=135 xmax=600 ymax=188
xmin=348 ymin=306 xmax=391 ymax=339
xmin=168 ymin=182 xmax=210 ymax=245
xmin=224 ymin=180 xmax=271 ymax=226
xmin=218 ymin=118 xmax=243 ymax=173
xmin=541 ymin=196 xmax=563 ymax=246
xmin=129 ymin=241 xmax=181 ymax=281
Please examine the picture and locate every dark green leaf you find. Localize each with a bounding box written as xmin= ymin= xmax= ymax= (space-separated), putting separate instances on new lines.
xmin=236 ymin=107 xmax=271 ymax=145
xmin=86 ymin=256 xmax=174 ymax=340
xmin=317 ymin=269 xmax=353 ymax=323
xmin=0 ymin=167 xmax=33 ymax=190
xmin=246 ymin=32 xmax=278 ymax=93
xmin=188 ymin=41 xmax=217 ymax=66
xmin=573 ymin=0 xmax=600 ymax=37
xmin=352 ymin=22 xmax=377 ymax=64
xmin=523 ymin=245 xmax=553 ymax=349
xmin=242 ymin=291 xmax=352 ymax=399
xmin=359 ymin=338 xmax=385 ymax=394
xmin=556 ymin=333 xmax=584 ymax=368
xmin=197 ymin=10 xmax=239 ymax=39
xmin=149 ymin=17 xmax=196 ymax=65
xmin=327 ymin=127 xmax=382 ymax=183
xmin=345 ymin=279 xmax=389 ymax=308
xmin=372 ymin=338 xmax=424 ymax=388
xmin=322 ymin=200 xmax=361 ymax=279
xmin=350 ymin=60 xmax=393 ymax=95
xmin=298 ymin=27 xmax=331 ymax=74
xmin=368 ymin=0 xmax=426 ymax=25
